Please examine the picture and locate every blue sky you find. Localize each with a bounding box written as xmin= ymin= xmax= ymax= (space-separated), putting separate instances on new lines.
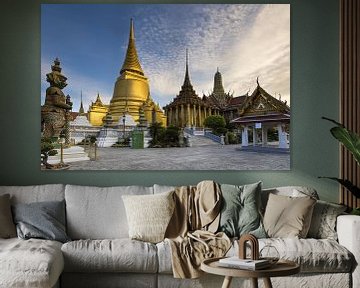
xmin=41 ymin=4 xmax=290 ymax=112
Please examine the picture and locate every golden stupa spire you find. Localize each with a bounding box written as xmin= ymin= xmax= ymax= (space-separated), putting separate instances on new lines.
xmin=120 ymin=18 xmax=144 ymax=76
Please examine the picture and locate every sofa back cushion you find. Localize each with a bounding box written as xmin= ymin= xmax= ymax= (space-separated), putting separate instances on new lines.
xmin=0 ymin=184 xmax=65 ymax=204
xmin=65 ymin=185 xmax=153 ymax=239
xmin=261 ymin=186 xmax=319 ymax=213
xmin=263 ymin=193 xmax=316 ymax=238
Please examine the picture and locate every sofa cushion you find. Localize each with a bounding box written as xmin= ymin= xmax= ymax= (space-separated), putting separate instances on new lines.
xmin=261 ymin=186 xmax=319 ymax=213
xmin=262 ymin=238 xmax=353 ymax=273
xmin=263 ymin=193 xmax=316 ymax=238
xmin=218 ymin=182 xmax=266 ymax=238
xmin=0 ymin=184 xmax=65 ymax=204
xmin=225 ymin=238 xmax=354 ymax=274
xmin=307 ymin=200 xmax=347 ymax=240
xmin=122 ymin=191 xmax=175 ymax=243
xmin=0 ymin=238 xmax=64 ymax=288
xmin=61 ymin=239 xmax=158 ymax=273
xmin=12 ymin=200 xmax=70 ymax=243
xmin=157 ymin=237 xmax=353 ymax=274
xmin=0 ymin=194 xmax=16 ymax=238
xmin=65 ymin=185 xmax=153 ymax=239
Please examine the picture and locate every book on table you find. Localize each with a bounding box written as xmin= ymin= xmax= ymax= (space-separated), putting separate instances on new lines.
xmin=218 ymin=257 xmax=271 ymax=270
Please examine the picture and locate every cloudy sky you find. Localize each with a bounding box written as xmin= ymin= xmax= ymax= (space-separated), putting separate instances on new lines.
xmin=41 ymin=4 xmax=290 ymax=112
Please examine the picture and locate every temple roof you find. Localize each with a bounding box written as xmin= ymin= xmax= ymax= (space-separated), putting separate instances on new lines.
xmin=231 ymin=113 xmax=290 ymax=124
xmin=93 ymin=93 xmax=104 ymax=107
xmin=237 ymin=83 xmax=290 ymax=117
xmin=120 ymin=19 xmax=144 ymax=76
xmin=230 ymin=82 xmax=290 ymax=125
xmin=207 ymin=69 xmax=234 ymax=109
xmin=163 ymin=50 xmax=207 ymax=109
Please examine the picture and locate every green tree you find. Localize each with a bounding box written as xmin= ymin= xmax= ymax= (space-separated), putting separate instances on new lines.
xmin=164 ymin=126 xmax=180 ymax=147
xmin=204 ymin=115 xmax=227 ymax=136
xmin=149 ymin=122 xmax=165 ymax=147
xmin=41 ymin=137 xmax=58 ymax=168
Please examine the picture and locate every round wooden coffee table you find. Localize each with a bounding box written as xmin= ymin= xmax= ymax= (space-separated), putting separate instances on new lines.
xmin=201 ymin=257 xmax=300 ymax=288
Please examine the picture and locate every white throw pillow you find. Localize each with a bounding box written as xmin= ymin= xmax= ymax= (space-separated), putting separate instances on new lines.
xmin=122 ymin=191 xmax=175 ymax=243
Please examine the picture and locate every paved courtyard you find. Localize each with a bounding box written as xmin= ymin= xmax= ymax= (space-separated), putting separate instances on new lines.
xmin=68 ymin=144 xmax=290 ymax=170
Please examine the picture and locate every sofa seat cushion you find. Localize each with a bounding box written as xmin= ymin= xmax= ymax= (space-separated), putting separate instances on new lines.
xmin=61 ymin=239 xmax=158 ymax=273
xmin=0 ymin=238 xmax=64 ymax=288
xmin=227 ymin=238 xmax=354 ymax=273
xmin=157 ymin=238 xmax=354 ymax=274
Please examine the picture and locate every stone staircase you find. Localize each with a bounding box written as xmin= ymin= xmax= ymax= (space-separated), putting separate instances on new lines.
xmin=184 ymin=133 xmax=220 ymax=147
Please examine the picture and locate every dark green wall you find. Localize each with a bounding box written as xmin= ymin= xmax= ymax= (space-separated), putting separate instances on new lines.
xmin=0 ymin=0 xmax=340 ymax=203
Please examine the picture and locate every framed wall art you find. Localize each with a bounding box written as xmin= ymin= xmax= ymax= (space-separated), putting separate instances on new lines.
xmin=40 ymin=4 xmax=290 ymax=170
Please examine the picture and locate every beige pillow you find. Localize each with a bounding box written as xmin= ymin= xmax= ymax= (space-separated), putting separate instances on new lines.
xmin=263 ymin=193 xmax=316 ymax=238
xmin=0 ymin=194 xmax=17 ymax=238
xmin=122 ymin=191 xmax=175 ymax=243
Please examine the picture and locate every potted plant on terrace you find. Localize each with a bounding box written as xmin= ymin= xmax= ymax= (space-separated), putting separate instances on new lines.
xmin=320 ymin=117 xmax=360 ymax=215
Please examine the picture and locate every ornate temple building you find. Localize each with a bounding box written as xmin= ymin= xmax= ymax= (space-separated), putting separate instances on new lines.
xmin=206 ymin=68 xmax=233 ymax=110
xmin=204 ymin=68 xmax=249 ymax=123
xmin=163 ymin=57 xmax=290 ymax=148
xmin=163 ymin=52 xmax=220 ymax=128
xmin=230 ymin=79 xmax=290 ymax=148
xmin=87 ymin=93 xmax=109 ymax=126
xmin=107 ymin=19 xmax=166 ymax=127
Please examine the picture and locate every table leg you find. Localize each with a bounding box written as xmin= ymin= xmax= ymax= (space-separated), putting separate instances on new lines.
xmin=251 ymin=278 xmax=258 ymax=288
xmin=221 ymin=276 xmax=233 ymax=288
xmin=263 ymin=277 xmax=273 ymax=288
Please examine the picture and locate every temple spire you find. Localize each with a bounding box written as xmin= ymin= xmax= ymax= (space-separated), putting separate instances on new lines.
xmin=120 ymin=18 xmax=144 ymax=76
xmin=95 ymin=92 xmax=103 ymax=106
xmin=183 ymin=49 xmax=192 ymax=87
xmin=213 ymin=69 xmax=225 ymax=98
xmin=79 ymin=90 xmax=85 ymax=114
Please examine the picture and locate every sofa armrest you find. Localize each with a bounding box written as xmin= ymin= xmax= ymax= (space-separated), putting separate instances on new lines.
xmin=337 ymin=215 xmax=360 ymax=288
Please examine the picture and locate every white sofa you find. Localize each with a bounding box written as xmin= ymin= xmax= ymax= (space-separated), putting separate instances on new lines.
xmin=0 ymin=184 xmax=359 ymax=288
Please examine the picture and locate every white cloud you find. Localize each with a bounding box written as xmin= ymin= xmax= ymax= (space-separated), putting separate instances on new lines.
xmin=136 ymin=4 xmax=290 ymax=106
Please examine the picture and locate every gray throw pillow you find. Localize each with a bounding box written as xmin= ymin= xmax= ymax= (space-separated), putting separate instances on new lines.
xmin=12 ymin=200 xmax=70 ymax=243
xmin=307 ymin=200 xmax=347 ymax=240
xmin=218 ymin=182 xmax=266 ymax=238
xmin=0 ymin=194 xmax=17 ymax=238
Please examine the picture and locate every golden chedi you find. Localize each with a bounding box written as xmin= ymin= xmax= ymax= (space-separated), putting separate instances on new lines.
xmin=108 ymin=19 xmax=166 ymax=127
xmin=87 ymin=93 xmax=109 ymax=127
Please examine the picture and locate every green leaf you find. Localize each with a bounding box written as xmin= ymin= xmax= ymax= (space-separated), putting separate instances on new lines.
xmin=318 ymin=177 xmax=360 ymax=198
xmin=322 ymin=117 xmax=360 ymax=165
xmin=330 ymin=126 xmax=360 ymax=165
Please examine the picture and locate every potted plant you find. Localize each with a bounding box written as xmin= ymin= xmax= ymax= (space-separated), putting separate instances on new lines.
xmin=41 ymin=137 xmax=58 ymax=169
xmin=320 ymin=117 xmax=360 ymax=215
